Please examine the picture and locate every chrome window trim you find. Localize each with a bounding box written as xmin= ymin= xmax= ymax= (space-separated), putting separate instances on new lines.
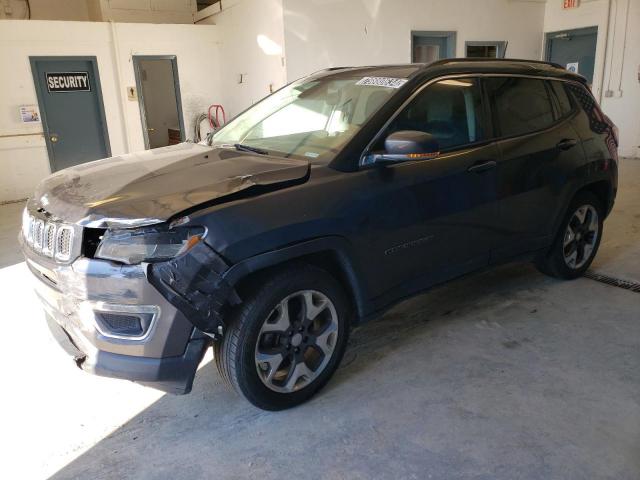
xmin=359 ymin=72 xmax=586 ymax=167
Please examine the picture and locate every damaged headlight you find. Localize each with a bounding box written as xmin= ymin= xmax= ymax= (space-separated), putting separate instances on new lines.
xmin=95 ymin=225 xmax=205 ymax=265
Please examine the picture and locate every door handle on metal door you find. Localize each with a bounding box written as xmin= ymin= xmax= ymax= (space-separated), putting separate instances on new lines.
xmin=467 ymin=160 xmax=497 ymax=173
xmin=556 ymin=138 xmax=577 ymax=150
xmin=50 ymin=134 xmax=59 ymax=143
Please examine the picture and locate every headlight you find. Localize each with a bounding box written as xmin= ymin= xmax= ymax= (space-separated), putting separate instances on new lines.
xmin=95 ymin=225 xmax=205 ymax=265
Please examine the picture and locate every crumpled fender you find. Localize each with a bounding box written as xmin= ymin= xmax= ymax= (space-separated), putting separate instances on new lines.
xmin=148 ymin=241 xmax=240 ymax=338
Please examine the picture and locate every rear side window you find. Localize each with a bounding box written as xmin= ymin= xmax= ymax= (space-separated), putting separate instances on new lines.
xmin=486 ymin=77 xmax=555 ymax=137
xmin=549 ymin=81 xmax=573 ymax=117
xmin=382 ymin=77 xmax=485 ymax=150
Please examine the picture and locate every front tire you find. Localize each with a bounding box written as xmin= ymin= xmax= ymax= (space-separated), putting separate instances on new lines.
xmin=214 ymin=264 xmax=350 ymax=410
xmin=535 ymin=191 xmax=603 ymax=279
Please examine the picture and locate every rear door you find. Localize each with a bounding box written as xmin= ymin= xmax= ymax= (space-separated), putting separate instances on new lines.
xmin=485 ymin=76 xmax=585 ymax=261
xmin=359 ymin=77 xmax=501 ymax=303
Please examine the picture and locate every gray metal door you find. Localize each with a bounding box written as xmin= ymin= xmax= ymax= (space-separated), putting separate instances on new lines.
xmin=545 ymin=27 xmax=598 ymax=85
xmin=30 ymin=57 xmax=110 ymax=172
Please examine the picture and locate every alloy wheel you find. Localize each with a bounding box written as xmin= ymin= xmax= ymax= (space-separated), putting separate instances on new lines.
xmin=563 ymin=204 xmax=599 ymax=270
xmin=254 ymin=290 xmax=339 ymax=393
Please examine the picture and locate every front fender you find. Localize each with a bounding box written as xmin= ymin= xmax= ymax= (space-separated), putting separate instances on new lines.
xmin=223 ymin=236 xmax=371 ymax=320
xmin=149 ymin=236 xmax=372 ymax=337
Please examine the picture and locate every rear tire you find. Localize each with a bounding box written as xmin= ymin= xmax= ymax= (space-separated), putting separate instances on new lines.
xmin=214 ymin=264 xmax=350 ymax=410
xmin=535 ymin=191 xmax=603 ymax=279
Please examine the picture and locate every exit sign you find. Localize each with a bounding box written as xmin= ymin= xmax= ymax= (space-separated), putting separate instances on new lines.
xmin=563 ymin=0 xmax=580 ymax=9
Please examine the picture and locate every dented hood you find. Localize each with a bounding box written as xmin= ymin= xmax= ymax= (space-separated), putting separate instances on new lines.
xmin=30 ymin=143 xmax=309 ymax=228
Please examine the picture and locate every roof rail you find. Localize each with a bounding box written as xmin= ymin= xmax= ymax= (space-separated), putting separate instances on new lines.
xmin=427 ymin=58 xmax=564 ymax=69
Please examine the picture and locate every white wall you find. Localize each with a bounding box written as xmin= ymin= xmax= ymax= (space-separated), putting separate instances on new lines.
xmin=544 ymin=0 xmax=640 ymax=157
xmin=282 ymin=0 xmax=546 ymax=80
xmin=197 ymin=0 xmax=287 ymax=118
xmin=111 ymin=22 xmax=222 ymax=152
xmin=0 ymin=0 xmax=197 ymax=23
xmin=29 ymin=0 xmax=91 ymax=21
xmin=97 ymin=0 xmax=197 ymax=24
xmin=0 ymin=20 xmax=221 ymax=202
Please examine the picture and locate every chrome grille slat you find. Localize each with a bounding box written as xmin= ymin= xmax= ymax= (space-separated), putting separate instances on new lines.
xmin=42 ymin=223 xmax=56 ymax=257
xmin=55 ymin=226 xmax=74 ymax=261
xmin=33 ymin=219 xmax=45 ymax=250
xmin=22 ymin=211 xmax=78 ymax=262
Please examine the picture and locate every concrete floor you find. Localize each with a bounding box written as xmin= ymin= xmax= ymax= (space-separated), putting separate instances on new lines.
xmin=2 ymin=159 xmax=640 ymax=480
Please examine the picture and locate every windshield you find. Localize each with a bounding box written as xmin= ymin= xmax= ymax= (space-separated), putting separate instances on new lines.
xmin=206 ymin=75 xmax=402 ymax=162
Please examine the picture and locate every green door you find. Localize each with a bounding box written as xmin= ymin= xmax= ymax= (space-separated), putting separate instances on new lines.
xmin=546 ymin=27 xmax=598 ymax=85
xmin=30 ymin=57 xmax=111 ymax=172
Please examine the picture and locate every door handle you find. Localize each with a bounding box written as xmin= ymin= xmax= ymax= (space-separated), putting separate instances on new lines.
xmin=50 ymin=134 xmax=59 ymax=143
xmin=556 ymin=138 xmax=578 ymax=150
xmin=467 ymin=160 xmax=497 ymax=173
xmin=147 ymin=128 xmax=156 ymax=132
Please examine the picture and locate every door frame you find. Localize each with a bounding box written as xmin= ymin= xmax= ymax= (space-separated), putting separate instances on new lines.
xmin=465 ymin=41 xmax=508 ymax=58
xmin=29 ymin=55 xmax=111 ymax=172
xmin=410 ymin=31 xmax=457 ymax=61
xmin=544 ymin=26 xmax=598 ymax=68
xmin=132 ymin=55 xmax=185 ymax=150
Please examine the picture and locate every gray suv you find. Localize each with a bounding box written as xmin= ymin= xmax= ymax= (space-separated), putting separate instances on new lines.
xmin=21 ymin=59 xmax=618 ymax=410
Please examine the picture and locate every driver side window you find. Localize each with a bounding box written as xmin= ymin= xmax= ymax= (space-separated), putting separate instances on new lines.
xmin=380 ymin=77 xmax=485 ymax=151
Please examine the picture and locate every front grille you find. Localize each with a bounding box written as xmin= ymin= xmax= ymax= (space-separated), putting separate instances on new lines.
xmin=23 ymin=212 xmax=77 ymax=262
xmin=55 ymin=226 xmax=74 ymax=261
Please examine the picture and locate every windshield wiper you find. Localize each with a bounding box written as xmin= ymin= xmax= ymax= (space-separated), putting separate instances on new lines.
xmin=234 ymin=143 xmax=269 ymax=155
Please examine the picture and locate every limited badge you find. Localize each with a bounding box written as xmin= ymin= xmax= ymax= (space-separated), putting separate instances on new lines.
xmin=46 ymin=72 xmax=91 ymax=93
xmin=356 ymin=77 xmax=408 ymax=89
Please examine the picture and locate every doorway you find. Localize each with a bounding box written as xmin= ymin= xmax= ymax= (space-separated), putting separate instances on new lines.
xmin=133 ymin=55 xmax=185 ymax=149
xmin=30 ymin=56 xmax=111 ymax=172
xmin=465 ymin=41 xmax=507 ymax=58
xmin=411 ymin=31 xmax=456 ymax=63
xmin=545 ymin=27 xmax=598 ymax=85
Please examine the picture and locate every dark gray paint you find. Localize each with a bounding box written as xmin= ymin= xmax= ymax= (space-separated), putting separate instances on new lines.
xmin=28 ymin=142 xmax=309 ymax=228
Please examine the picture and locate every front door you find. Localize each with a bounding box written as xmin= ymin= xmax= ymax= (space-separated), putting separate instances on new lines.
xmin=545 ymin=27 xmax=598 ymax=86
xmin=30 ymin=57 xmax=110 ymax=172
xmin=360 ymin=77 xmax=500 ymax=304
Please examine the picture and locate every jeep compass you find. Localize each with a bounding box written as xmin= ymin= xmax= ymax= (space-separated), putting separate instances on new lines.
xmin=20 ymin=59 xmax=618 ymax=410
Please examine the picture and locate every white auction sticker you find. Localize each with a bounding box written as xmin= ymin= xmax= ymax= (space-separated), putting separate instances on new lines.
xmin=356 ymin=77 xmax=408 ymax=89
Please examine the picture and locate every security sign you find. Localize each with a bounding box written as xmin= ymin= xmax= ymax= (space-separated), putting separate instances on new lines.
xmin=46 ymin=72 xmax=91 ymax=93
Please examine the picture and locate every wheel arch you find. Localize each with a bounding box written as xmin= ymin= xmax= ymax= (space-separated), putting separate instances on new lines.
xmin=579 ymin=179 xmax=613 ymax=216
xmin=222 ymin=237 xmax=371 ymax=322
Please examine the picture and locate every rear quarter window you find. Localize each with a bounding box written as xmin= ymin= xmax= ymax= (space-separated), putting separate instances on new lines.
xmin=486 ymin=77 xmax=555 ymax=138
xmin=549 ymin=81 xmax=574 ymax=118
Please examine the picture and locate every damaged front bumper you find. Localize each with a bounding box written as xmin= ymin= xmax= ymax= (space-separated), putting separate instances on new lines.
xmin=22 ymin=238 xmax=212 ymax=395
xmin=148 ymin=241 xmax=241 ymax=338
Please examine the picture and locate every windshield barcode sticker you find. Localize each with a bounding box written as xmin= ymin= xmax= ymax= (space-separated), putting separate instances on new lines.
xmin=356 ymin=77 xmax=408 ymax=89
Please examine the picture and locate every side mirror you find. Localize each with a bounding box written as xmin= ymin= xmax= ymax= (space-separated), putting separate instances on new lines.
xmin=377 ymin=130 xmax=440 ymax=163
